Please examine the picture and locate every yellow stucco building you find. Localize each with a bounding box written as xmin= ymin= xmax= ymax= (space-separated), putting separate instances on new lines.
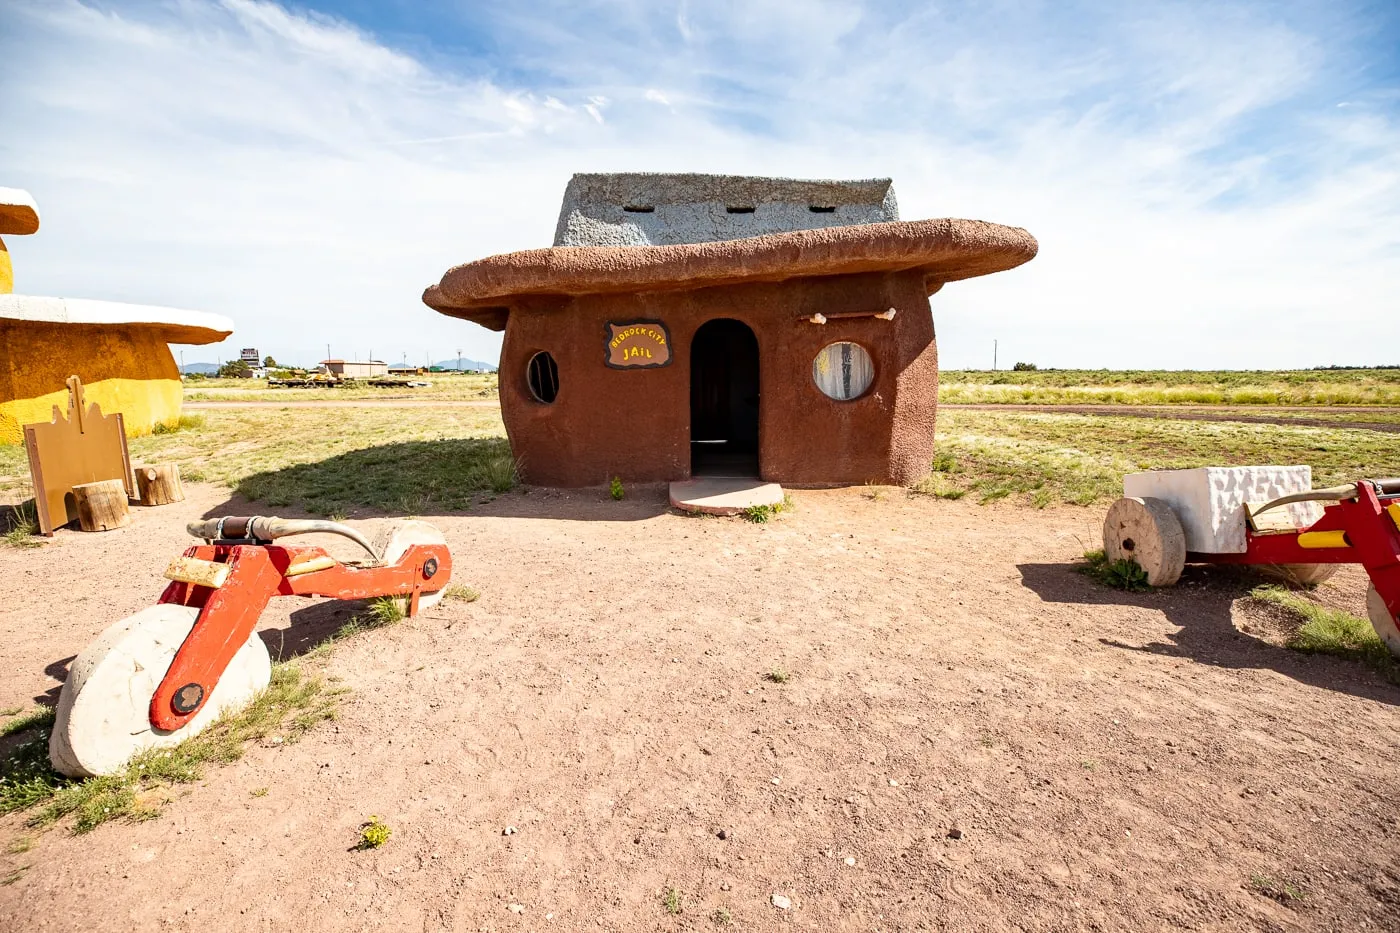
xmin=0 ymin=187 xmax=232 ymax=444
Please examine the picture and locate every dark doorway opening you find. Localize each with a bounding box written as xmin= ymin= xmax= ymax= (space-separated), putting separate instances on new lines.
xmin=690 ymin=318 xmax=760 ymax=476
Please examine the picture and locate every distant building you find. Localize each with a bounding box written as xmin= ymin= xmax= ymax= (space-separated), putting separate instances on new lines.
xmin=321 ymin=359 xmax=387 ymax=378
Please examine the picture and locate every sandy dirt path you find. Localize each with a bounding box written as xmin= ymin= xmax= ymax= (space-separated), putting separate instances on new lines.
xmin=1 ymin=486 xmax=1396 ymax=932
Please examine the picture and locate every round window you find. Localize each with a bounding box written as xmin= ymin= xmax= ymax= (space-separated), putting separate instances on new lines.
xmin=527 ymin=351 xmax=559 ymax=403
xmin=812 ymin=342 xmax=873 ymax=401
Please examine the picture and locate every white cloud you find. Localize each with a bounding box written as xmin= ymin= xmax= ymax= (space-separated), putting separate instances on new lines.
xmin=0 ymin=0 xmax=1395 ymax=370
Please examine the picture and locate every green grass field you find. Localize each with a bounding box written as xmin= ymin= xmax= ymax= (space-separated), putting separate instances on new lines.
xmin=3 ymin=404 xmax=1395 ymax=515
xmin=918 ymin=408 xmax=1396 ymax=506
xmin=1 ymin=369 xmax=1396 ymax=514
xmin=941 ymin=369 xmax=1400 ymax=406
xmin=1 ymin=405 xmax=512 ymax=513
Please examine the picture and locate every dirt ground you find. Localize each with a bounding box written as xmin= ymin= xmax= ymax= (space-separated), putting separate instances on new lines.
xmin=1 ymin=484 xmax=1397 ymax=932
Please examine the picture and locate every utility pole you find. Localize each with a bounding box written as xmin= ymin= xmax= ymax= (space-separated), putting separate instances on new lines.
xmin=993 ymin=339 xmax=998 ymax=371
xmin=326 ymin=343 xmax=331 ymax=363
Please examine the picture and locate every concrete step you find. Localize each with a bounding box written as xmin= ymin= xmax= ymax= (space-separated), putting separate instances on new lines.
xmin=669 ymin=477 xmax=785 ymax=516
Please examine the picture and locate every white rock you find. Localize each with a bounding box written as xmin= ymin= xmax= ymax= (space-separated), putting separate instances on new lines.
xmin=771 ymin=893 xmax=792 ymax=910
xmin=508 ymin=903 xmax=524 ymax=914
xmin=844 ymin=856 xmax=856 ymax=866
xmin=1123 ymin=466 xmax=1320 ymax=554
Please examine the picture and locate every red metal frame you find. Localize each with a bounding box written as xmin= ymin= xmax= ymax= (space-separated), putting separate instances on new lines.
xmin=1189 ymin=480 xmax=1399 ymax=623
xmin=151 ymin=541 xmax=451 ymax=731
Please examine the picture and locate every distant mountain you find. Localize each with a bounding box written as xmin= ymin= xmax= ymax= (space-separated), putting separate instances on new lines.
xmin=433 ymin=358 xmax=498 ymax=372
xmin=180 ymin=362 xmax=220 ymax=375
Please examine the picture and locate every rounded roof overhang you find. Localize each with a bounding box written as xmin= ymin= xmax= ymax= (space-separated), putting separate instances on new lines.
xmin=423 ymin=218 xmax=1037 ymax=331
xmin=0 ymin=294 xmax=234 ymax=345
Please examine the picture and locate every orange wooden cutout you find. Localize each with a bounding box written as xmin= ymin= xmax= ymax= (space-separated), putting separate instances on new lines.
xmin=23 ymin=375 xmax=134 ymax=535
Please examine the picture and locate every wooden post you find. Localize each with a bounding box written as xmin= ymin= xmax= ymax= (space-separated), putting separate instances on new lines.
xmin=72 ymin=479 xmax=131 ymax=532
xmin=135 ymin=463 xmax=185 ymax=507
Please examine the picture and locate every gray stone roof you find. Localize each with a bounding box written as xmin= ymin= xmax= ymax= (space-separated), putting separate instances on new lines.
xmin=553 ymin=173 xmax=898 ymax=247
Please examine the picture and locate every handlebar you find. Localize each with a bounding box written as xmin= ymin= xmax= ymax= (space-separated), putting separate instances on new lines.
xmin=1251 ymin=477 xmax=1400 ymax=519
xmin=1249 ymin=484 xmax=1360 ymax=519
xmin=186 ymin=516 xmax=378 ymax=560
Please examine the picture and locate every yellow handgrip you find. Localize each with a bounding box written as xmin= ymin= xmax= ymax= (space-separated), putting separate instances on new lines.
xmin=1297 ymin=530 xmax=1350 ymax=549
xmin=285 ymin=555 xmax=338 ymax=577
xmin=1389 ymin=503 xmax=1400 ymax=531
xmin=164 ymin=556 xmax=231 ymax=588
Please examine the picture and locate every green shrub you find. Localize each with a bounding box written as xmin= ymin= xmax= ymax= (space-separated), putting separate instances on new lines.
xmin=1079 ymin=549 xmax=1151 ymax=591
xmin=357 ymin=815 xmax=392 ymax=849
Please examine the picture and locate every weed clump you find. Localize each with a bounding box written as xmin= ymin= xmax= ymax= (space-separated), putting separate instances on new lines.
xmin=741 ymin=494 xmax=794 ymax=524
xmin=356 ymin=815 xmax=392 ymax=850
xmin=443 ymin=584 xmax=481 ymax=602
xmin=765 ymin=669 xmax=791 ymax=684
xmin=3 ymin=501 xmax=42 ymax=549
xmin=1079 ymin=549 xmax=1151 ymax=591
xmin=1250 ymin=873 xmax=1306 ymax=905
xmin=1 ymin=706 xmax=54 ymax=739
xmin=363 ymin=596 xmax=406 ymax=628
xmin=610 ymin=476 xmax=625 ymax=500
xmin=662 ymin=886 xmax=683 ymax=915
xmin=151 ymin=414 xmax=206 ymax=435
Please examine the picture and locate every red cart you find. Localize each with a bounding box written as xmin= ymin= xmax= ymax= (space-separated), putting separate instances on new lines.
xmin=1103 ymin=475 xmax=1400 ymax=654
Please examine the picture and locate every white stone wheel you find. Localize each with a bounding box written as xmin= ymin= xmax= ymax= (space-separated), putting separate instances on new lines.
xmin=1366 ymin=585 xmax=1400 ymax=657
xmin=1102 ymin=496 xmax=1187 ymax=587
xmin=1259 ymin=564 xmax=1340 ymax=587
xmin=49 ymin=604 xmax=271 ymax=778
xmin=371 ymin=519 xmax=450 ymax=612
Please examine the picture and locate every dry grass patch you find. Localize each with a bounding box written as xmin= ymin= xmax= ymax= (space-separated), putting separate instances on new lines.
xmin=941 ymin=368 xmax=1400 ymax=406
xmin=1248 ymin=585 xmax=1398 ymax=684
xmin=926 ymin=410 xmax=1399 ymax=507
xmin=182 ymin=373 xmax=498 ymax=402
xmin=0 ymin=405 xmax=514 ymax=515
xmin=0 ymin=664 xmax=343 ymax=834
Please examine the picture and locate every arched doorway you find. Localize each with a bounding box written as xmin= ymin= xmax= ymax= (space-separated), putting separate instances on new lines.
xmin=690 ymin=318 xmax=759 ymax=476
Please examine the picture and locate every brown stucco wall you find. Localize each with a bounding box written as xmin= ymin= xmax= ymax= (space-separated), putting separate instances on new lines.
xmin=498 ymin=269 xmax=938 ymax=487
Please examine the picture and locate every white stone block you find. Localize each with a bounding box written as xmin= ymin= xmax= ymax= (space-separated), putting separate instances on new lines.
xmin=1122 ymin=466 xmax=1322 ymax=554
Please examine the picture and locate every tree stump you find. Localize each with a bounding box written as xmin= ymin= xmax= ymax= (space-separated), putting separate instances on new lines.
xmin=135 ymin=463 xmax=185 ymax=507
xmin=72 ymin=479 xmax=131 ymax=532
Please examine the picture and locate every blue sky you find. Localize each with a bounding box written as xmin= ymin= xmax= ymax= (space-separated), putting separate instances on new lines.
xmin=1 ymin=0 xmax=1396 ymax=368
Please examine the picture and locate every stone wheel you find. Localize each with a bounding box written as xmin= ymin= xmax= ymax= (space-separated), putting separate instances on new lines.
xmin=372 ymin=519 xmax=450 ymax=612
xmin=1366 ymin=585 xmax=1400 ymax=658
xmin=1102 ymin=497 xmax=1186 ymax=587
xmin=50 ymin=604 xmax=271 ymax=778
xmin=1259 ymin=564 xmax=1340 ymax=587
